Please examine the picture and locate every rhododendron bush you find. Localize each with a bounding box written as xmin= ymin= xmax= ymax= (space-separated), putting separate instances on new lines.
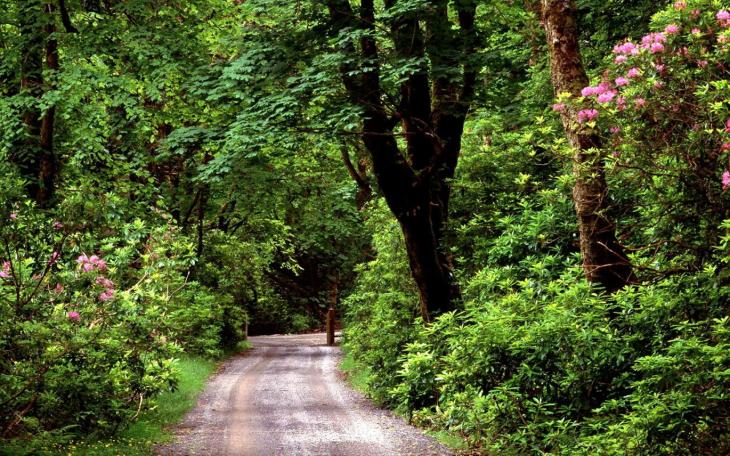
xmin=0 ymin=195 xmax=245 ymax=436
xmin=562 ymin=0 xmax=730 ymax=269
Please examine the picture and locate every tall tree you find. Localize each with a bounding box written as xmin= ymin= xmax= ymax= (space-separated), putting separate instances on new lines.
xmin=325 ymin=0 xmax=480 ymax=319
xmin=540 ymin=0 xmax=634 ymax=292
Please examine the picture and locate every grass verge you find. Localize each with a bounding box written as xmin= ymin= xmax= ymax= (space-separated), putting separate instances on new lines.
xmin=1 ymin=354 xmax=221 ymax=456
xmin=339 ymin=349 xmax=370 ymax=393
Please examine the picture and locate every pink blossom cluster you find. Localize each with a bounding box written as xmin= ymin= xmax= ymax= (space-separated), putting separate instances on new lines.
xmin=68 ymin=311 xmax=80 ymax=322
xmin=581 ymin=82 xmax=612 ymax=97
xmin=95 ymin=276 xmax=115 ymax=302
xmin=0 ymin=261 xmax=10 ymax=278
xmin=718 ymin=10 xmax=730 ymax=27
xmin=577 ymin=109 xmax=599 ymax=123
xmin=673 ymin=1 xmax=686 ymax=10
xmin=597 ymin=90 xmax=617 ymax=104
xmin=613 ymin=41 xmax=639 ymax=56
xmin=77 ymin=254 xmax=107 ymax=272
xmin=552 ymin=103 xmax=566 ymax=112
xmin=642 ymin=33 xmax=667 ymax=53
xmin=627 ymin=67 xmax=641 ymax=78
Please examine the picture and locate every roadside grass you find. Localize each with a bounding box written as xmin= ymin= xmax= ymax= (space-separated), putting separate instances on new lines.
xmin=339 ymin=349 xmax=370 ymax=393
xmin=425 ymin=429 xmax=470 ymax=452
xmin=0 ymin=351 xmax=232 ymax=456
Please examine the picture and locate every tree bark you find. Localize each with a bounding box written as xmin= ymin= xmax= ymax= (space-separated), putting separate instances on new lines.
xmin=14 ymin=0 xmax=57 ymax=207
xmin=325 ymin=0 xmax=478 ymax=318
xmin=540 ymin=0 xmax=634 ymax=293
xmin=37 ymin=1 xmax=58 ymax=207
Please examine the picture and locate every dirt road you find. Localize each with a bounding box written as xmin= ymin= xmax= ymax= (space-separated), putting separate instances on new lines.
xmin=157 ymin=333 xmax=451 ymax=456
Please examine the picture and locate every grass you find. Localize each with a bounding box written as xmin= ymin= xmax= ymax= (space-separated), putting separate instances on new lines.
xmin=1 ymin=355 xmax=221 ymax=456
xmin=339 ymin=349 xmax=370 ymax=393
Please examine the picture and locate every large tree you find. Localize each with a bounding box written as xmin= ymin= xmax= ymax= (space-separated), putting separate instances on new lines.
xmin=324 ymin=0 xmax=481 ymax=318
xmin=540 ymin=0 xmax=634 ymax=292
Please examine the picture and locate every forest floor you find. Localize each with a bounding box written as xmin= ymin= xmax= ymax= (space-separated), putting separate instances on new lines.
xmin=156 ymin=333 xmax=451 ymax=456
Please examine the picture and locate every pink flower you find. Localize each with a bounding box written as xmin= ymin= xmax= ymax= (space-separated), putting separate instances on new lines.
xmin=68 ymin=311 xmax=80 ymax=321
xmin=77 ymin=253 xmax=107 ymax=272
xmin=9 ymin=213 xmax=17 ymax=220
xmin=651 ymin=42 xmax=665 ymax=53
xmin=718 ymin=10 xmax=730 ymax=26
xmin=654 ymin=63 xmax=666 ymax=74
xmin=723 ymin=170 xmax=730 ymax=191
xmin=581 ymin=86 xmax=598 ymax=97
xmin=635 ymin=98 xmax=647 ymax=108
xmin=613 ymin=41 xmax=639 ymax=55
xmin=597 ymin=91 xmax=617 ymax=104
xmin=95 ymin=277 xmax=114 ymax=289
xmin=627 ymin=68 xmax=641 ymax=78
xmin=698 ymin=60 xmax=709 ymax=68
xmin=692 ymin=9 xmax=701 ymax=18
xmin=615 ymin=77 xmax=629 ymax=87
xmin=53 ymin=221 xmax=63 ymax=230
xmin=610 ymin=127 xmax=621 ymax=134
xmin=654 ymin=81 xmax=665 ymax=89
xmin=642 ymin=33 xmax=667 ymax=46
xmin=673 ymin=1 xmax=686 ymax=10
xmin=615 ymin=55 xmax=628 ymax=64
xmin=725 ymin=119 xmax=730 ymax=132
xmin=552 ymin=103 xmax=566 ymax=112
xmin=577 ymin=109 xmax=599 ymax=123
xmin=99 ymin=289 xmax=115 ymax=302
xmin=616 ymin=97 xmax=627 ymax=111
xmin=665 ymin=24 xmax=680 ymax=34
xmin=54 ymin=283 xmax=64 ymax=293
xmin=722 ymin=143 xmax=730 ymax=151
xmin=692 ymin=28 xmax=702 ymax=35
xmin=0 ymin=261 xmax=10 ymax=278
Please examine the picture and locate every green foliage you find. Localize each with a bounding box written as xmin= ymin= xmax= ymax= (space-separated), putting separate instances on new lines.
xmin=0 ymin=355 xmax=219 ymax=456
xmin=342 ymin=2 xmax=730 ymax=454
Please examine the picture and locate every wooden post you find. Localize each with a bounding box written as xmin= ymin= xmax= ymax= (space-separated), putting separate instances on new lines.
xmin=326 ymin=307 xmax=335 ymax=346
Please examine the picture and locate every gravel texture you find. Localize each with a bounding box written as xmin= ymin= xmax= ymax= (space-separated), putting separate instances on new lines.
xmin=157 ymin=333 xmax=451 ymax=456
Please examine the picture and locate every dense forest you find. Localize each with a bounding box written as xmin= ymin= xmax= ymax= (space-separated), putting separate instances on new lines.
xmin=2 ymin=0 xmax=730 ymax=454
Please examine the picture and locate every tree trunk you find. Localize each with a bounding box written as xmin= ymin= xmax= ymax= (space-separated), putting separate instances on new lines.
xmin=540 ymin=0 xmax=634 ymax=293
xmin=326 ymin=0 xmax=478 ymax=318
xmin=37 ymin=1 xmax=58 ymax=207
xmin=14 ymin=0 xmax=57 ymax=207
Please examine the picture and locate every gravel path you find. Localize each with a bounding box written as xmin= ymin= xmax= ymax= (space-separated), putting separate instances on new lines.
xmin=157 ymin=333 xmax=451 ymax=456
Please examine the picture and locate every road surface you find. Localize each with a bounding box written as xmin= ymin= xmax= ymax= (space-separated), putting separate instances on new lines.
xmin=157 ymin=333 xmax=451 ymax=456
